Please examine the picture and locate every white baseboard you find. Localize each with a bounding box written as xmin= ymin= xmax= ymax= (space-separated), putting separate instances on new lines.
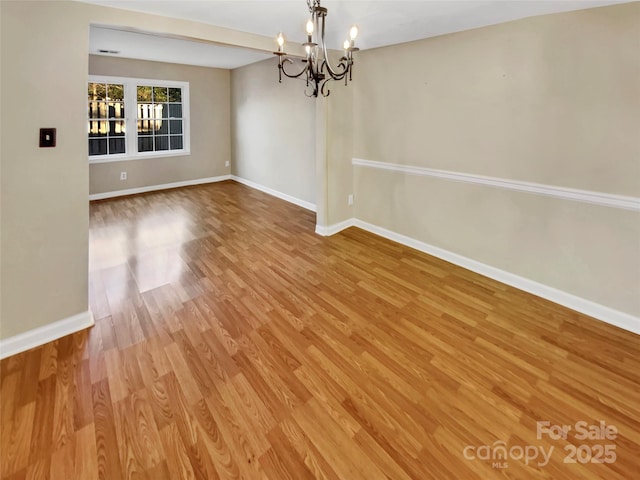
xmin=0 ymin=310 xmax=95 ymax=360
xmin=89 ymin=175 xmax=231 ymax=200
xmin=230 ymin=175 xmax=316 ymax=212
xmin=318 ymin=217 xmax=640 ymax=335
xmin=315 ymin=218 xmax=354 ymax=236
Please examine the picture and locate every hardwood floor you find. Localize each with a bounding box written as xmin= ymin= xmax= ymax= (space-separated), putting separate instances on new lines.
xmin=1 ymin=180 xmax=639 ymax=479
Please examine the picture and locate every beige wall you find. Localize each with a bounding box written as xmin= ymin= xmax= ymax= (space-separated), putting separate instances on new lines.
xmin=0 ymin=0 xmax=276 ymax=341
xmin=89 ymin=55 xmax=230 ymax=194
xmin=230 ymin=54 xmax=355 ymax=218
xmin=231 ymin=57 xmax=316 ymax=205
xmin=1 ymin=1 xmax=91 ymax=338
xmin=351 ymin=3 xmax=640 ymax=316
xmin=326 ymin=81 xmax=355 ymax=226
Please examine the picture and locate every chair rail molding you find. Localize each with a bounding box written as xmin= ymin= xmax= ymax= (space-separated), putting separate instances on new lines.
xmin=352 ymin=158 xmax=640 ymax=211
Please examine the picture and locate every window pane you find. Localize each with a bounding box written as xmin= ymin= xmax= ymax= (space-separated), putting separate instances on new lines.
xmin=89 ymin=138 xmax=107 ymax=155
xmin=138 ymin=103 xmax=153 ymax=120
xmin=168 ymin=88 xmax=181 ymax=102
xmin=155 ymin=135 xmax=169 ymax=151
xmin=110 ymin=120 xmax=126 ymax=136
xmin=169 ymin=120 xmax=182 ymax=134
xmin=155 ymin=120 xmax=168 ymax=135
xmin=170 ymin=135 xmax=183 ymax=150
xmin=153 ymin=87 xmax=168 ymax=102
xmin=137 ymin=86 xmax=152 ymax=102
xmin=154 ymin=104 xmax=167 ymax=119
xmin=88 ymin=83 xmax=106 ymax=100
xmin=107 ymin=102 xmax=125 ymax=119
xmin=109 ymin=138 xmax=126 ymax=154
xmin=88 ymin=102 xmax=106 ymax=119
xmin=168 ymin=104 xmax=182 ymax=118
xmin=138 ymin=136 xmax=154 ymax=152
xmin=138 ymin=120 xmax=153 ymax=135
xmin=107 ymin=84 xmax=124 ymax=101
xmin=88 ymin=120 xmax=108 ymax=137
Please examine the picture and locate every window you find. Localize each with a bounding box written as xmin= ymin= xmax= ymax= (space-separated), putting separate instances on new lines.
xmin=88 ymin=76 xmax=189 ymax=162
xmin=88 ymin=82 xmax=126 ymax=156
xmin=136 ymin=86 xmax=184 ymax=153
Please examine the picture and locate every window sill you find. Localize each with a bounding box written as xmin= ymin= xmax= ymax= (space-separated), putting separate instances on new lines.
xmin=88 ymin=150 xmax=191 ymax=164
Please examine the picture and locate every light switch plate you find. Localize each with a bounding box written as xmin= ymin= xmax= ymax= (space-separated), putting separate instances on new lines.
xmin=39 ymin=128 xmax=56 ymax=148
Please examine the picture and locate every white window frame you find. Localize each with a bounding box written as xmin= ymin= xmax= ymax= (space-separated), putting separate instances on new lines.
xmin=88 ymin=75 xmax=190 ymax=164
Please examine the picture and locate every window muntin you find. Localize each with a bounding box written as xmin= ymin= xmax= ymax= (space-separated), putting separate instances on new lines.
xmin=87 ymin=76 xmax=189 ymax=163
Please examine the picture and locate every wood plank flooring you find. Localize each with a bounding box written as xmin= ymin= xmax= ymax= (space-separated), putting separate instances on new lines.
xmin=1 ymin=180 xmax=639 ymax=479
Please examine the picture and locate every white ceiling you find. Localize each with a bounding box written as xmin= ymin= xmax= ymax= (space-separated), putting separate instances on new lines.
xmin=83 ymin=0 xmax=629 ymax=69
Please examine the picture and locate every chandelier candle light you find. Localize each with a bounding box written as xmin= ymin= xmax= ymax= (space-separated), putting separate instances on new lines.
xmin=274 ymin=0 xmax=359 ymax=97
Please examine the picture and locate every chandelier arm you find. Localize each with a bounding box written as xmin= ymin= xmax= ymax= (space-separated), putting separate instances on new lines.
xmin=321 ymin=58 xmax=348 ymax=82
xmin=318 ymin=13 xmax=349 ymax=80
xmin=320 ymin=79 xmax=332 ymax=97
xmin=280 ymin=57 xmax=310 ymax=79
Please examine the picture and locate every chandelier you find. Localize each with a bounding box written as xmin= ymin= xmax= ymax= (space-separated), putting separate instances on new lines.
xmin=274 ymin=0 xmax=359 ymax=97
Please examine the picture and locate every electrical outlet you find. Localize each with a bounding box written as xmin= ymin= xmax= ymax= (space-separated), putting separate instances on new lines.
xmin=225 ymin=161 xmax=230 ymax=167
xmin=120 ymin=172 xmax=127 ymax=180
xmin=348 ymin=194 xmax=354 ymax=206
